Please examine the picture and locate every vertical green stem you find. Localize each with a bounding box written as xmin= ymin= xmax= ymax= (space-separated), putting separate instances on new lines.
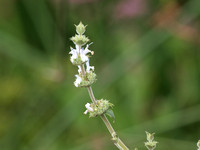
xmin=88 ymin=86 xmax=129 ymax=150
xmin=79 ymin=46 xmax=129 ymax=150
xmin=87 ymin=86 xmax=97 ymax=104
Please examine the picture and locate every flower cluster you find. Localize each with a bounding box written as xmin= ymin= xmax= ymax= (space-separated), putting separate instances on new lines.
xmin=84 ymin=99 xmax=114 ymax=117
xmin=69 ymin=22 xmax=96 ymax=87
xmin=144 ymin=131 xmax=158 ymax=150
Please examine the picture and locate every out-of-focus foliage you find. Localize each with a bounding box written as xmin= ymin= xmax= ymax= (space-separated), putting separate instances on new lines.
xmin=0 ymin=0 xmax=200 ymax=150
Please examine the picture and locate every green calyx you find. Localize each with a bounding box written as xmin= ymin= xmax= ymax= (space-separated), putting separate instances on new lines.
xmin=145 ymin=141 xmax=158 ymax=150
xmin=70 ymin=34 xmax=89 ymax=46
xmin=79 ymin=71 xmax=96 ymax=87
xmin=146 ymin=131 xmax=155 ymax=142
xmin=71 ymin=22 xmax=89 ymax=46
xmin=145 ymin=131 xmax=158 ymax=150
xmin=75 ymin=22 xmax=87 ymax=35
xmin=89 ymin=99 xmax=114 ymax=118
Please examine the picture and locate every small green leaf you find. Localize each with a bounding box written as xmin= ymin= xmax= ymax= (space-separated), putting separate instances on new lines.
xmin=106 ymin=109 xmax=115 ymax=123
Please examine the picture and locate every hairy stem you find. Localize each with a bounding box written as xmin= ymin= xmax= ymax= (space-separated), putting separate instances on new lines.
xmin=87 ymin=86 xmax=97 ymax=105
xmin=79 ymin=64 xmax=129 ymax=149
xmin=86 ymin=84 xmax=129 ymax=150
xmin=78 ymin=45 xmax=129 ymax=149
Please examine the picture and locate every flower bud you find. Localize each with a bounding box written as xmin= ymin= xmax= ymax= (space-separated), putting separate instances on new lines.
xmin=146 ymin=131 xmax=155 ymax=142
xmin=75 ymin=22 xmax=87 ymax=35
xmin=145 ymin=131 xmax=158 ymax=150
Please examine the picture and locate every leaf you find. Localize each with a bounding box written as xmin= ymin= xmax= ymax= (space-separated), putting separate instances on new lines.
xmin=106 ymin=109 xmax=115 ymax=123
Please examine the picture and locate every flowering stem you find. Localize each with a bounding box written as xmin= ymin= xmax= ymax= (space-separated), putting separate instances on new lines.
xmin=87 ymin=86 xmax=97 ymax=105
xmin=100 ymin=114 xmax=129 ymax=150
xmin=79 ymin=61 xmax=129 ymax=150
xmin=88 ymin=85 xmax=129 ymax=149
xmin=73 ymin=28 xmax=129 ymax=149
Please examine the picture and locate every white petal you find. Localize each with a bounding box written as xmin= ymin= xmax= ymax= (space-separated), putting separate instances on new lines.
xmin=80 ymin=54 xmax=88 ymax=62
xmin=78 ymin=65 xmax=82 ymax=74
xmin=69 ymin=47 xmax=78 ymax=63
xmin=75 ymin=44 xmax=79 ymax=51
xmin=69 ymin=47 xmax=74 ymax=54
xmin=83 ymin=45 xmax=92 ymax=55
xmin=83 ymin=43 xmax=93 ymax=55
xmin=88 ymin=107 xmax=93 ymax=112
xmin=85 ymin=103 xmax=90 ymax=108
xmin=70 ymin=54 xmax=78 ymax=63
xmin=74 ymin=75 xmax=82 ymax=87
xmin=86 ymin=60 xmax=94 ymax=72
xmin=85 ymin=103 xmax=93 ymax=112
xmin=74 ymin=81 xmax=78 ymax=87
xmin=84 ymin=110 xmax=88 ymax=114
xmin=70 ymin=57 xmax=74 ymax=63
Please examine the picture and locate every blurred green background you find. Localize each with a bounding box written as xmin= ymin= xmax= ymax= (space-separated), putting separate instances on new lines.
xmin=0 ymin=0 xmax=200 ymax=149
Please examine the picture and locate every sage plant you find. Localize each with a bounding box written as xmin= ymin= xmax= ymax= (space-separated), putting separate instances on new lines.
xmin=69 ymin=22 xmax=129 ymax=150
xmin=68 ymin=22 xmax=199 ymax=150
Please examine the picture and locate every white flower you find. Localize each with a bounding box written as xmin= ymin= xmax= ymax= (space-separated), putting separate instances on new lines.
xmin=80 ymin=44 xmax=93 ymax=62
xmin=86 ymin=60 xmax=94 ymax=72
xmin=69 ymin=44 xmax=94 ymax=64
xmin=84 ymin=103 xmax=93 ymax=114
xmin=69 ymin=45 xmax=79 ymax=63
xmin=78 ymin=65 xmax=82 ymax=74
xmin=80 ymin=48 xmax=89 ymax=62
xmin=84 ymin=110 xmax=88 ymax=114
xmin=74 ymin=75 xmax=82 ymax=87
xmin=84 ymin=43 xmax=94 ymax=55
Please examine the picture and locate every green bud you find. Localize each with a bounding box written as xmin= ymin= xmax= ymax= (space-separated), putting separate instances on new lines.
xmin=75 ymin=22 xmax=87 ymax=35
xmin=146 ymin=131 xmax=155 ymax=142
xmin=70 ymin=34 xmax=89 ymax=46
xmin=145 ymin=131 xmax=158 ymax=150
